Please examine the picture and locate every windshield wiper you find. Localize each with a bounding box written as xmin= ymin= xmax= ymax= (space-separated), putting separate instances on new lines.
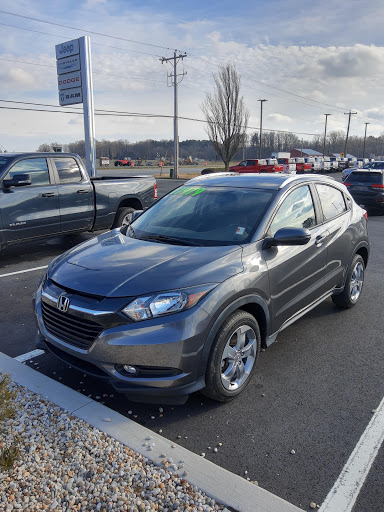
xmin=140 ymin=234 xmax=203 ymax=246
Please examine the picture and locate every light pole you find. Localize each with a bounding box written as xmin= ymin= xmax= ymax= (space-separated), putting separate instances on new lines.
xmin=363 ymin=122 xmax=370 ymax=159
xmin=258 ymin=99 xmax=267 ymax=158
xmin=344 ymin=111 xmax=357 ymax=158
xmin=323 ymin=114 xmax=331 ymax=157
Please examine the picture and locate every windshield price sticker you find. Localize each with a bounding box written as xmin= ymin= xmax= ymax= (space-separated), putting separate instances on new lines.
xmin=171 ymin=187 xmax=206 ymax=197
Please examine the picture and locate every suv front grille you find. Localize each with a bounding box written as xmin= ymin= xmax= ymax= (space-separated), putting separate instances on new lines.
xmin=41 ymin=300 xmax=104 ymax=349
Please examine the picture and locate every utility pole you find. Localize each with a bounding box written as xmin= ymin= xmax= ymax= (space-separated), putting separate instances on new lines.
xmin=363 ymin=122 xmax=370 ymax=159
xmin=160 ymin=51 xmax=187 ymax=179
xmin=323 ymin=114 xmax=331 ymax=157
xmin=344 ymin=111 xmax=357 ymax=158
xmin=258 ymin=99 xmax=267 ymax=158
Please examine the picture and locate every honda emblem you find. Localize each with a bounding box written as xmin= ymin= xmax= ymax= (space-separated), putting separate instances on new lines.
xmin=57 ymin=294 xmax=70 ymax=313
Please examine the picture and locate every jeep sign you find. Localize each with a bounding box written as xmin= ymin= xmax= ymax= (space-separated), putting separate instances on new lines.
xmin=55 ymin=39 xmax=80 ymax=60
xmin=59 ymin=87 xmax=83 ymax=106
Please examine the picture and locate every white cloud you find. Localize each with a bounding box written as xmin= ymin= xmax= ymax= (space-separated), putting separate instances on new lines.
xmin=1 ymin=0 xmax=384 ymax=150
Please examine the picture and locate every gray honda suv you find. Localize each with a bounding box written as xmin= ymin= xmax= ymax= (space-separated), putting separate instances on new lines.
xmin=34 ymin=173 xmax=370 ymax=404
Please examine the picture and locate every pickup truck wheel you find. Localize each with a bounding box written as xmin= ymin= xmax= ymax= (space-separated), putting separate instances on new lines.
xmin=201 ymin=310 xmax=261 ymax=402
xmin=114 ymin=161 xmax=119 ymax=166
xmin=112 ymin=207 xmax=136 ymax=228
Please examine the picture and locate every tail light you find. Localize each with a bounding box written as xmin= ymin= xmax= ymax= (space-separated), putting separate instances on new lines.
xmin=364 ymin=210 xmax=368 ymax=220
xmin=153 ymin=182 xmax=158 ymax=199
xmin=344 ymin=182 xmax=351 ymax=186
xmin=371 ymin=184 xmax=384 ymax=189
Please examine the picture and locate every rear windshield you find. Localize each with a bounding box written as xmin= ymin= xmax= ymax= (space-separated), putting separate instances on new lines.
xmin=349 ymin=172 xmax=383 ymax=184
xmin=131 ymin=185 xmax=276 ymax=246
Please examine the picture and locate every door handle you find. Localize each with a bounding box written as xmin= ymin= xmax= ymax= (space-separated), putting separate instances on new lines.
xmin=315 ymin=234 xmax=327 ymax=247
xmin=41 ymin=192 xmax=56 ymax=198
xmin=77 ymin=189 xmax=89 ymax=194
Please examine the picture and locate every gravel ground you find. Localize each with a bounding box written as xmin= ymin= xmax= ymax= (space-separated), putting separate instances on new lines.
xmin=0 ymin=379 xmax=226 ymax=512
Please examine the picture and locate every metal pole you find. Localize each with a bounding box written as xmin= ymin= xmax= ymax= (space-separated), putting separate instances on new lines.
xmin=363 ymin=122 xmax=370 ymax=159
xmin=258 ymin=99 xmax=267 ymax=159
xmin=172 ymin=52 xmax=178 ymax=178
xmin=323 ymin=114 xmax=331 ymax=157
xmin=79 ymin=36 xmax=96 ymax=177
xmin=344 ymin=111 xmax=357 ymax=158
xmin=160 ymin=51 xmax=186 ymax=179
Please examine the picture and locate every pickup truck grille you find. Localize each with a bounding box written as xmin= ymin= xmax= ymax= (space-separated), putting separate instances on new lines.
xmin=41 ymin=301 xmax=104 ymax=350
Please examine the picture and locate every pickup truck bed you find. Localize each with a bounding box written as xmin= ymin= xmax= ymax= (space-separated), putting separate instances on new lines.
xmin=0 ymin=153 xmax=156 ymax=251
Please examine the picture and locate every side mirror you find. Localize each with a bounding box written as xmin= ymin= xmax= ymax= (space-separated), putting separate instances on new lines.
xmin=3 ymin=174 xmax=31 ymax=188
xmin=263 ymin=227 xmax=311 ymax=250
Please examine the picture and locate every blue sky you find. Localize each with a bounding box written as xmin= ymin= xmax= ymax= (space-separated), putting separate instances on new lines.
xmin=1 ymin=0 xmax=384 ymax=151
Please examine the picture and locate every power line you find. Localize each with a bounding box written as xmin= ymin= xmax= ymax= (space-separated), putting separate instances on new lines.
xmin=0 ymin=101 xmax=321 ymax=135
xmin=0 ymin=22 xmax=162 ymax=57
xmin=0 ymin=10 xmax=177 ymax=51
xmin=0 ymin=57 xmax=166 ymax=85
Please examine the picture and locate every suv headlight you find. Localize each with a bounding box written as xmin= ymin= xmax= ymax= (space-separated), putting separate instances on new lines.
xmin=122 ymin=284 xmax=216 ymax=321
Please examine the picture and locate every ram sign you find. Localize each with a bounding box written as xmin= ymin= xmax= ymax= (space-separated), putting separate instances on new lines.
xmin=59 ymin=88 xmax=83 ymax=106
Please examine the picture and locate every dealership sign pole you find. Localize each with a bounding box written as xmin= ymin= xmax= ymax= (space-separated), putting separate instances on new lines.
xmin=55 ymin=36 xmax=96 ymax=177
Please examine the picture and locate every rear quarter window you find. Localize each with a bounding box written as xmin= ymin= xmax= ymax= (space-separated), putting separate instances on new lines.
xmin=316 ymin=184 xmax=347 ymax=220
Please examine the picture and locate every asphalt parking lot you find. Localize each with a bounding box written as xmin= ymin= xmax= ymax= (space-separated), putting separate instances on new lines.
xmin=1 ymin=175 xmax=383 ymax=511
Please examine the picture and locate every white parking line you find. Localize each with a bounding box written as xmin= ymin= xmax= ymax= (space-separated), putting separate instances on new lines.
xmin=0 ymin=265 xmax=48 ymax=278
xmin=14 ymin=349 xmax=45 ymax=362
xmin=319 ymin=395 xmax=384 ymax=512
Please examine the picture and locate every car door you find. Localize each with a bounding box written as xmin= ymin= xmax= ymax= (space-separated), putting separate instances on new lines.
xmin=263 ymin=184 xmax=330 ymax=333
xmin=314 ymin=183 xmax=352 ymax=289
xmin=51 ymin=157 xmax=94 ymax=232
xmin=0 ymin=157 xmax=60 ymax=243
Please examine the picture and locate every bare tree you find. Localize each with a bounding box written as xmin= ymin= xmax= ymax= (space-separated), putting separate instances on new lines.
xmin=202 ymin=63 xmax=249 ymax=170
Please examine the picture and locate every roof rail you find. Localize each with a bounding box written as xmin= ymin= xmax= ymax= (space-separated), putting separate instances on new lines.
xmin=278 ymin=174 xmax=335 ymax=189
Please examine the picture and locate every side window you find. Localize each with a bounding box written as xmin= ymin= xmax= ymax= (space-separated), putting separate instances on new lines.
xmin=54 ymin=158 xmax=82 ymax=184
xmin=316 ymin=184 xmax=347 ymax=220
xmin=5 ymin=158 xmax=50 ymax=186
xmin=270 ymin=185 xmax=316 ymax=236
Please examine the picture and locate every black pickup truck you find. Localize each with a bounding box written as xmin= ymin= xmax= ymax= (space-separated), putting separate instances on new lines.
xmin=0 ymin=153 xmax=157 ymax=251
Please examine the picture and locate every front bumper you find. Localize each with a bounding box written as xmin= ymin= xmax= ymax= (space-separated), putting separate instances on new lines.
xmin=34 ymin=281 xmax=213 ymax=404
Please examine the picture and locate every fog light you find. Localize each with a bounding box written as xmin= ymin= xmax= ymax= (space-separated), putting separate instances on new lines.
xmin=123 ymin=365 xmax=137 ymax=374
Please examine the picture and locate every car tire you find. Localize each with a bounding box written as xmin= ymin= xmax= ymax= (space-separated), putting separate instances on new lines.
xmin=332 ymin=254 xmax=365 ymax=308
xmin=112 ymin=207 xmax=136 ymax=228
xmin=114 ymin=161 xmax=119 ymax=166
xmin=202 ymin=310 xmax=261 ymax=402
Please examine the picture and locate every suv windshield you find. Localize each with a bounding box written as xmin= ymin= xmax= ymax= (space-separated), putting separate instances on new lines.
xmin=131 ymin=185 xmax=275 ymax=246
xmin=349 ymin=172 xmax=383 ymax=184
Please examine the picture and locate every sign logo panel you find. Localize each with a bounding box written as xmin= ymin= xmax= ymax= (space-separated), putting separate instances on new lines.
xmin=57 ymin=55 xmax=81 ymax=75
xmin=59 ymin=87 xmax=83 ymax=106
xmin=58 ymin=71 xmax=82 ymax=91
xmin=55 ymin=39 xmax=80 ymax=60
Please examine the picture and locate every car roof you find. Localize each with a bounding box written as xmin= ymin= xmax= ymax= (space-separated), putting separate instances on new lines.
xmin=0 ymin=152 xmax=79 ymax=159
xmin=186 ymin=172 xmax=337 ymax=190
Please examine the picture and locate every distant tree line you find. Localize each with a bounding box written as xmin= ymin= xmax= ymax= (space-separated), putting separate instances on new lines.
xmin=37 ymin=130 xmax=384 ymax=162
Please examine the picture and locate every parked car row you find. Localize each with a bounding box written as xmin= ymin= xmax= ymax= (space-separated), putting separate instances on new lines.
xmin=225 ymin=157 xmax=376 ymax=176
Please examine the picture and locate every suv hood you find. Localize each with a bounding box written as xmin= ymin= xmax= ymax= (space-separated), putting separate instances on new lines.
xmin=48 ymin=230 xmax=243 ymax=297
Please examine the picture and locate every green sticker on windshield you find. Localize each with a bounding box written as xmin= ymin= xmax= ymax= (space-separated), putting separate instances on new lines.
xmin=171 ymin=186 xmax=206 ymax=197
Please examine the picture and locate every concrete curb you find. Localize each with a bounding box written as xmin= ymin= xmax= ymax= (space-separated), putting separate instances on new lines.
xmin=0 ymin=352 xmax=303 ymax=512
